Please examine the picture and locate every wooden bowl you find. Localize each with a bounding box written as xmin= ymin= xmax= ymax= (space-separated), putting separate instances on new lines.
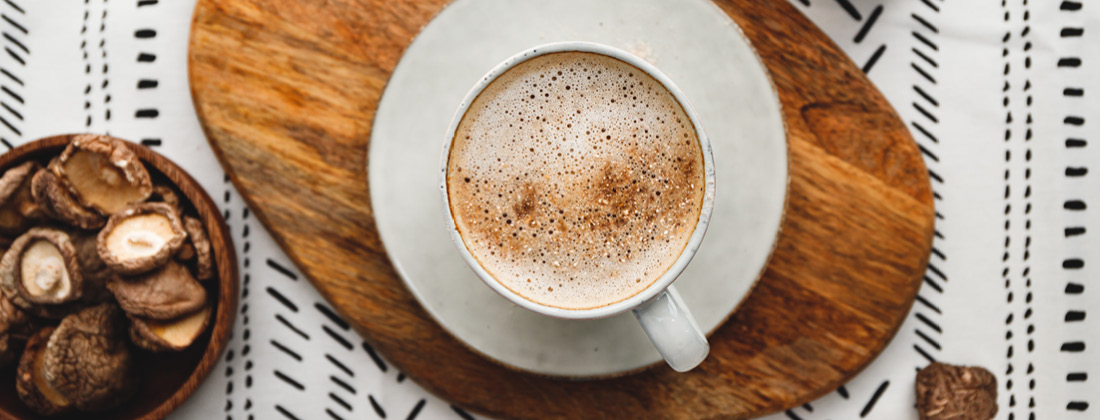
xmin=0 ymin=135 xmax=238 ymax=420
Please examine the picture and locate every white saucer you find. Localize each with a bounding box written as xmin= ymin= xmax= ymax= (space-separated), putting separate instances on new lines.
xmin=369 ymin=0 xmax=787 ymax=377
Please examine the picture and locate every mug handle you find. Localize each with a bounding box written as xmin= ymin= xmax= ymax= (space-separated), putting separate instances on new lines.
xmin=632 ymin=285 xmax=709 ymax=372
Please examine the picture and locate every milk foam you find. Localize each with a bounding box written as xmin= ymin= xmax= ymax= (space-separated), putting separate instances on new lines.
xmin=448 ymin=52 xmax=705 ymax=310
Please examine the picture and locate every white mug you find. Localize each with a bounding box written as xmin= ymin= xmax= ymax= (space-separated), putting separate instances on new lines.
xmin=439 ymin=42 xmax=716 ymax=372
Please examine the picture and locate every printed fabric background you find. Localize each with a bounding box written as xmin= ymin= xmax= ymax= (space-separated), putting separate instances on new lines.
xmin=0 ymin=0 xmax=1094 ymax=419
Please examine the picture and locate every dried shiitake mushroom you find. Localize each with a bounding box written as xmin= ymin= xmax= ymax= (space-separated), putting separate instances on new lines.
xmin=98 ymin=202 xmax=185 ymax=275
xmin=176 ymin=242 xmax=195 ymax=261
xmin=3 ymin=136 xmax=221 ymax=416
xmin=108 ymin=260 xmax=206 ymax=320
xmin=70 ymin=231 xmax=113 ymax=303
xmin=72 ymin=231 xmax=109 ymax=281
xmin=0 ymin=161 xmax=41 ymax=234
xmin=31 ymin=168 xmax=106 ymax=230
xmin=0 ymin=295 xmax=35 ymax=367
xmin=1 ymin=295 xmax=36 ymax=336
xmin=916 ymin=362 xmax=997 ymax=420
xmin=129 ymin=303 xmax=211 ymax=352
xmin=0 ymin=228 xmax=84 ymax=319
xmin=149 ymin=184 xmax=183 ymax=216
xmin=52 ymin=134 xmax=153 ymax=215
xmin=42 ymin=303 xmax=138 ymax=412
xmin=0 ymin=331 xmax=14 ymax=368
xmin=16 ymin=327 xmax=73 ymax=416
xmin=183 ymin=216 xmax=214 ymax=281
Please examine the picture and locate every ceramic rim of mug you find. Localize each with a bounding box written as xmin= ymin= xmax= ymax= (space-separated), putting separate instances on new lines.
xmin=439 ymin=41 xmax=717 ymax=320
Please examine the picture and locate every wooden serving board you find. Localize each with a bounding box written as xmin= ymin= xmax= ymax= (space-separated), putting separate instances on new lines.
xmin=189 ymin=0 xmax=934 ymax=418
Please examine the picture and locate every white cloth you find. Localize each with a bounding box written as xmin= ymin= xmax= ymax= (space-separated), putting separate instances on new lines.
xmin=0 ymin=1 xmax=1095 ymax=419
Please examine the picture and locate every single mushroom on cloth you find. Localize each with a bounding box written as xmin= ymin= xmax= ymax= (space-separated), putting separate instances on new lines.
xmin=108 ymin=260 xmax=206 ymax=320
xmin=916 ymin=362 xmax=998 ymax=420
xmin=0 ymin=227 xmax=84 ymax=319
xmin=0 ymin=161 xmax=42 ymax=234
xmin=98 ymin=202 xmax=186 ymax=275
xmin=31 ymin=168 xmax=106 ymax=230
xmin=42 ymin=303 xmax=138 ymax=412
xmin=51 ymin=134 xmax=152 ymax=215
xmin=16 ymin=327 xmax=73 ymax=416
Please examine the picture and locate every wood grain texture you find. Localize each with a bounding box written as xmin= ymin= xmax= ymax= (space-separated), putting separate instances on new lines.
xmin=0 ymin=135 xmax=238 ymax=420
xmin=189 ymin=0 xmax=933 ymax=418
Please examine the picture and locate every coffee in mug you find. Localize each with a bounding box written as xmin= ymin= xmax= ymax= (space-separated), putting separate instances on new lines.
xmin=446 ymin=51 xmax=705 ymax=310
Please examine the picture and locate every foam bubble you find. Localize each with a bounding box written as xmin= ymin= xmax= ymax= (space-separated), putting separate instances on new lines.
xmin=448 ymin=51 xmax=705 ymax=310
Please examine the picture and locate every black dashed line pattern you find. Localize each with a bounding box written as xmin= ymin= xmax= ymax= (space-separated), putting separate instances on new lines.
xmin=271 ymin=339 xmax=302 ymax=361
xmin=316 ymin=303 xmax=351 ymax=330
xmin=275 ymin=370 xmax=305 ymax=391
xmin=323 ymin=324 xmax=353 ymax=350
xmin=275 ymin=313 xmax=309 ymax=339
xmin=80 ymin=1 xmax=92 ymax=128
xmin=998 ymin=1 xmax=1047 ymax=416
xmin=369 ymin=395 xmax=387 ymax=418
xmin=907 ymin=0 xmax=945 ymax=370
xmin=405 ymin=399 xmax=426 ymax=420
xmin=275 ymin=405 xmax=301 ymax=420
xmin=325 ymin=408 xmax=345 ymax=420
xmin=326 ymin=353 xmax=354 ymax=377
xmin=2 ymin=0 xmax=21 ymax=14
xmin=0 ymin=0 xmax=19 ymax=148
xmin=98 ymin=2 xmax=109 ymax=124
xmin=318 ymin=304 xmax=358 ymax=417
xmin=244 ymin=210 xmax=257 ymax=420
xmin=220 ymin=176 xmax=239 ymax=416
xmin=452 ymin=405 xmax=474 ymax=420
xmin=1020 ymin=1 xmax=1036 ymax=415
xmin=859 ymin=381 xmax=889 ymax=418
xmin=267 ymin=258 xmax=299 ymax=280
xmin=362 ymin=341 xmax=388 ymax=373
xmin=267 ymin=286 xmax=299 ymax=312
xmin=330 ymin=375 xmax=355 ymax=394
xmin=853 ymin=6 xmax=883 ymax=43
xmin=1059 ymin=0 xmax=1090 ymax=415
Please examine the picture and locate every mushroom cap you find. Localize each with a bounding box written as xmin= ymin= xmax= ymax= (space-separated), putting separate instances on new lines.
xmin=52 ymin=135 xmax=153 ymax=215
xmin=129 ymin=303 xmax=211 ymax=352
xmin=175 ymin=242 xmax=196 ymax=261
xmin=916 ymin=362 xmax=998 ymax=420
xmin=0 ymin=161 xmax=40 ymax=234
xmin=0 ymin=161 xmax=37 ymax=206
xmin=0 ymin=228 xmax=84 ymax=315
xmin=0 ymin=331 xmax=13 ymax=368
xmin=0 ymin=295 xmax=35 ymax=368
xmin=31 ymin=168 xmax=106 ymax=230
xmin=16 ymin=327 xmax=74 ymax=416
xmin=150 ymin=184 xmax=183 ymax=216
xmin=0 ymin=294 xmax=35 ymax=339
xmin=183 ymin=216 xmax=214 ymax=281
xmin=108 ymin=260 xmax=206 ymax=320
xmin=43 ymin=303 xmax=138 ymax=412
xmin=70 ymin=230 xmax=113 ymax=303
xmin=97 ymin=202 xmax=186 ymax=275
